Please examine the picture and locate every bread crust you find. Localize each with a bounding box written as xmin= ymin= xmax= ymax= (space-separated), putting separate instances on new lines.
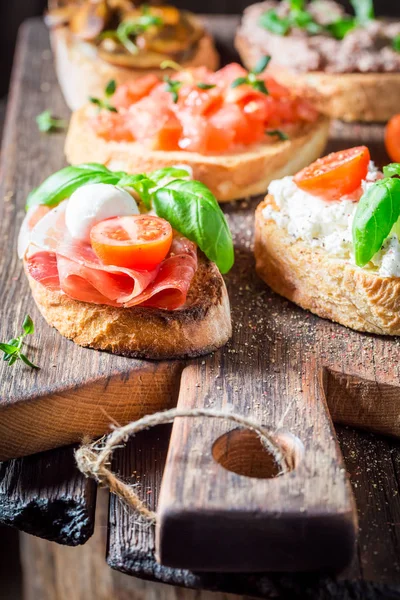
xmin=51 ymin=25 xmax=219 ymax=111
xmin=255 ymin=196 xmax=400 ymax=336
xmin=25 ymin=254 xmax=232 ymax=359
xmin=236 ymin=32 xmax=400 ymax=122
xmin=65 ymin=108 xmax=330 ymax=202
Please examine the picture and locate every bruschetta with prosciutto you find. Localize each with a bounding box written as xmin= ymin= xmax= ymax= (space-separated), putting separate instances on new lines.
xmin=19 ymin=164 xmax=232 ymax=358
xmin=255 ymin=147 xmax=400 ymax=335
xmin=65 ymin=60 xmax=330 ymax=202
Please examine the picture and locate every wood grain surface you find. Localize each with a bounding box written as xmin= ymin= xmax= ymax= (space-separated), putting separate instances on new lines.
xmin=2 ymin=14 xmax=400 ymax=594
xmin=0 ymin=444 xmax=96 ymax=545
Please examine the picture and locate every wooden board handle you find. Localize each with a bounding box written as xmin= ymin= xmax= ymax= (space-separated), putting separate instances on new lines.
xmin=156 ymin=357 xmax=357 ymax=572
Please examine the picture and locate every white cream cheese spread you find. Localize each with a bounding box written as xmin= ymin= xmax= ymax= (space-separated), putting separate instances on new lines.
xmin=263 ymin=162 xmax=400 ymax=278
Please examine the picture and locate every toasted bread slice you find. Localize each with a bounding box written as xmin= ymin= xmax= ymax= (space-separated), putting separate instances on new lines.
xmin=236 ymin=33 xmax=400 ymax=122
xmin=65 ymin=110 xmax=330 ymax=202
xmin=255 ymin=196 xmax=400 ymax=336
xmin=51 ymin=25 xmax=219 ymax=111
xmin=25 ymin=253 xmax=231 ymax=359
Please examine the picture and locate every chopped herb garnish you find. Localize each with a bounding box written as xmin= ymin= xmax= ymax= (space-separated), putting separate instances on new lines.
xmin=36 ymin=110 xmax=66 ymax=133
xmin=164 ymin=76 xmax=183 ymax=103
xmin=259 ymin=0 xmax=375 ymax=40
xmin=266 ymin=129 xmax=289 ymax=141
xmin=393 ymin=34 xmax=400 ymax=53
xmin=231 ymin=56 xmax=271 ymax=95
xmin=197 ymin=82 xmax=216 ymax=90
xmin=0 ymin=315 xmax=40 ymax=369
xmin=89 ymin=79 xmax=118 ymax=112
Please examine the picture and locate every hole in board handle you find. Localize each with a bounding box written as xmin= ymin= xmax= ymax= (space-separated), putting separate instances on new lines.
xmin=212 ymin=428 xmax=304 ymax=479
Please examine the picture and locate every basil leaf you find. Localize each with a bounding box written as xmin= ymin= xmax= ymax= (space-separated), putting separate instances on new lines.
xmin=26 ymin=164 xmax=122 ymax=210
xmin=259 ymin=10 xmax=291 ymax=35
xmin=326 ymin=17 xmax=356 ymax=40
xmin=231 ymin=76 xmax=248 ymax=89
xmin=352 ymin=178 xmax=400 ymax=266
xmin=19 ymin=353 xmax=40 ymax=369
xmin=291 ymin=9 xmax=322 ymax=33
xmin=23 ymin=315 xmax=35 ymax=335
xmin=383 ymin=163 xmax=400 ymax=178
xmin=153 ymin=180 xmax=234 ymax=273
xmin=150 ymin=167 xmax=192 ymax=184
xmin=117 ymin=174 xmax=155 ymax=209
xmin=350 ymin=0 xmax=374 ymax=24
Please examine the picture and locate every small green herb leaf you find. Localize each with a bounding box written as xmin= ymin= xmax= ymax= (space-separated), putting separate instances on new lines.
xmin=325 ymin=17 xmax=356 ymax=40
xmin=353 ymin=177 xmax=400 ymax=266
xmin=105 ymin=79 xmax=117 ymax=97
xmin=231 ymin=76 xmax=249 ymax=89
xmin=0 ymin=316 xmax=40 ymax=369
xmin=393 ymin=35 xmax=400 ymax=53
xmin=89 ymin=96 xmax=117 ymax=112
xmin=153 ymin=180 xmax=234 ymax=274
xmin=23 ymin=315 xmax=35 ymax=335
xmin=197 ymin=82 xmax=216 ymax=90
xmin=252 ymin=55 xmax=271 ymax=75
xmin=266 ymin=129 xmax=289 ymax=141
xmin=350 ymin=0 xmax=374 ymax=24
xmin=164 ymin=76 xmax=183 ymax=103
xmin=259 ymin=9 xmax=291 ymax=35
xmin=0 ymin=343 xmax=19 ymax=355
xmin=383 ymin=163 xmax=400 ymax=178
xmin=36 ymin=110 xmax=66 ymax=133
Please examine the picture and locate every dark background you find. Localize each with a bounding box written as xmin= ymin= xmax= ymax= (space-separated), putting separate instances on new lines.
xmin=1 ymin=1 xmax=400 ymax=97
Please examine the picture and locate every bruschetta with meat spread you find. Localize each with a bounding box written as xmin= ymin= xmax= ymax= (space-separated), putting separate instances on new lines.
xmin=255 ymin=147 xmax=400 ymax=335
xmin=45 ymin=1 xmax=219 ymax=110
xmin=236 ymin=0 xmax=400 ymax=122
xmin=19 ymin=164 xmax=232 ymax=358
xmin=65 ymin=59 xmax=329 ymax=202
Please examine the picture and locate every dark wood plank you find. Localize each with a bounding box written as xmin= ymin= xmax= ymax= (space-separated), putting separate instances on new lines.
xmin=156 ymin=359 xmax=355 ymax=572
xmin=0 ymin=445 xmax=96 ymax=545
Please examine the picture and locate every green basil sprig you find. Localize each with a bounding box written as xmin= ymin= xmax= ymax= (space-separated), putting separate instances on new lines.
xmin=231 ymin=56 xmax=271 ymax=95
xmin=25 ymin=164 xmax=234 ymax=274
xmin=0 ymin=315 xmax=39 ymax=369
xmin=352 ymin=165 xmax=400 ymax=267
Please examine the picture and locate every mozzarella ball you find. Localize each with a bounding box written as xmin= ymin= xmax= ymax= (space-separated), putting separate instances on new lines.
xmin=65 ymin=183 xmax=139 ymax=242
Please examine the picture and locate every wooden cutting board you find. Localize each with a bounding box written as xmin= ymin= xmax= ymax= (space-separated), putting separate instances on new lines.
xmin=1 ymin=17 xmax=400 ymax=574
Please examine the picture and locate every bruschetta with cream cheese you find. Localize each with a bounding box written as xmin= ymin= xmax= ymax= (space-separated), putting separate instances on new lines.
xmin=65 ymin=60 xmax=330 ymax=202
xmin=236 ymin=0 xmax=400 ymax=122
xmin=19 ymin=164 xmax=232 ymax=358
xmin=45 ymin=1 xmax=219 ymax=110
xmin=255 ymin=146 xmax=400 ymax=335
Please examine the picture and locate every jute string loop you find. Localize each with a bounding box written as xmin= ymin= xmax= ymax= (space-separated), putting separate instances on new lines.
xmin=75 ymin=407 xmax=288 ymax=523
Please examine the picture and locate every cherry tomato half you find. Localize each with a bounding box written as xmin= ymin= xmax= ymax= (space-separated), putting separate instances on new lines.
xmin=385 ymin=114 xmax=400 ymax=163
xmin=90 ymin=215 xmax=173 ymax=271
xmin=293 ymin=146 xmax=370 ymax=201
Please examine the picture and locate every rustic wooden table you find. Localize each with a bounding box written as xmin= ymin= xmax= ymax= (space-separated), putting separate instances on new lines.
xmin=2 ymin=16 xmax=400 ymax=600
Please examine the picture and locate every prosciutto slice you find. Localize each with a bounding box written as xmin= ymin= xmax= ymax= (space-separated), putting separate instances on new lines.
xmin=24 ymin=202 xmax=197 ymax=310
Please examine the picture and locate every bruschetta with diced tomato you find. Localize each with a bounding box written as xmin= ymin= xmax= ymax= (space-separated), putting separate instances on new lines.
xmin=65 ymin=60 xmax=330 ymax=202
xmin=255 ymin=146 xmax=400 ymax=335
xmin=19 ymin=164 xmax=232 ymax=358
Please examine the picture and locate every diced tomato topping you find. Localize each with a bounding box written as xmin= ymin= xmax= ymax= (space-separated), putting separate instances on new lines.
xmin=91 ymin=62 xmax=318 ymax=154
xmin=90 ymin=215 xmax=173 ymax=271
xmin=385 ymin=114 xmax=400 ymax=163
xmin=293 ymin=146 xmax=371 ymax=201
xmin=112 ymin=75 xmax=159 ymax=110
